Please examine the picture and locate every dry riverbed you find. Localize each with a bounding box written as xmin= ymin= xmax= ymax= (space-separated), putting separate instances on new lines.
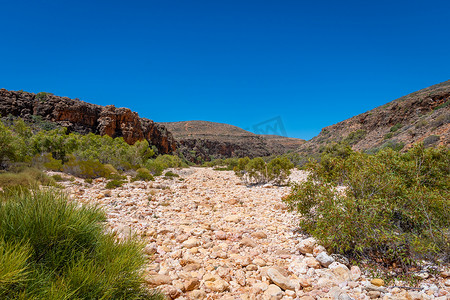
xmin=53 ymin=168 xmax=450 ymax=300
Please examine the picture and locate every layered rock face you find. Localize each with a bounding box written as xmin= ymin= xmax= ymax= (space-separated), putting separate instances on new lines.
xmin=160 ymin=120 xmax=304 ymax=162
xmin=0 ymin=89 xmax=176 ymax=154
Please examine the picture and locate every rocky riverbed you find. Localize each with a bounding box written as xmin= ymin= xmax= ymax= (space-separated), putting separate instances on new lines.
xmin=54 ymin=168 xmax=450 ymax=300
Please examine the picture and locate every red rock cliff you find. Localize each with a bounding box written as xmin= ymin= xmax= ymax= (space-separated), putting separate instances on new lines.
xmin=0 ymin=89 xmax=176 ymax=154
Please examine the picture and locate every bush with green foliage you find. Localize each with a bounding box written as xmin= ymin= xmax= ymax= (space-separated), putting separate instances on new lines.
xmin=145 ymin=155 xmax=186 ymax=176
xmin=284 ymin=144 xmax=450 ymax=269
xmin=0 ymin=121 xmax=17 ymax=167
xmin=233 ymin=157 xmax=251 ymax=178
xmin=35 ymin=92 xmax=52 ymax=102
xmin=202 ymin=157 xmax=239 ymax=170
xmin=433 ymin=100 xmax=449 ymax=110
xmin=343 ymin=129 xmax=367 ymax=145
xmin=164 ymin=171 xmax=179 ymax=179
xmin=423 ymin=135 xmax=441 ymax=147
xmin=0 ymin=189 xmax=163 ymax=299
xmin=390 ymin=123 xmax=403 ymax=132
xmin=234 ymin=156 xmax=294 ymax=185
xmin=132 ymin=168 xmax=154 ymax=182
xmin=384 ymin=132 xmax=393 ymax=140
xmin=245 ymin=157 xmax=267 ymax=184
xmin=105 ymin=179 xmax=125 ymax=189
xmin=267 ymin=157 xmax=294 ymax=185
xmin=63 ymin=157 xmax=114 ymax=179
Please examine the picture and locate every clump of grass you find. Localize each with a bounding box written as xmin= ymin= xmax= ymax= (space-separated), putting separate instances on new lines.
xmin=0 ymin=188 xmax=163 ymax=299
xmin=0 ymin=168 xmax=54 ymax=189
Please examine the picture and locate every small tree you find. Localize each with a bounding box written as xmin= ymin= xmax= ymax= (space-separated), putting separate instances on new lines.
xmin=267 ymin=157 xmax=294 ymax=185
xmin=246 ymin=157 xmax=267 ymax=184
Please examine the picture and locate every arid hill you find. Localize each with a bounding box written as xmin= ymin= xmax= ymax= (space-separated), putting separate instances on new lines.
xmin=0 ymin=89 xmax=176 ymax=154
xmin=160 ymin=120 xmax=304 ymax=162
xmin=297 ymin=80 xmax=450 ymax=155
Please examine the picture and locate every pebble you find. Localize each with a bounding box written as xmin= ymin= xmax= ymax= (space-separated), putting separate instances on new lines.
xmin=371 ymin=279 xmax=384 ymax=287
xmin=240 ymin=237 xmax=258 ymax=247
xmin=298 ymin=237 xmax=316 ymax=254
xmin=145 ymin=274 xmax=172 ymax=286
xmin=316 ymin=252 xmax=335 ymax=267
xmin=267 ymin=267 xmax=297 ymax=291
xmin=251 ymin=231 xmax=268 ymax=239
xmin=264 ymin=284 xmax=283 ymax=299
xmin=329 ymin=262 xmax=351 ymax=282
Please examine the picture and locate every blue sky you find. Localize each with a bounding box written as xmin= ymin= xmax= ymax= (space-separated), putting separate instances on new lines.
xmin=1 ymin=0 xmax=449 ymax=140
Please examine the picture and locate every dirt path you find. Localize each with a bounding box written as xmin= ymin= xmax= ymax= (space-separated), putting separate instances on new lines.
xmin=60 ymin=168 xmax=450 ymax=300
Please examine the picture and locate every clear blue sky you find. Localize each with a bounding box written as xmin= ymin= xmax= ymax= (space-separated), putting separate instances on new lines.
xmin=1 ymin=0 xmax=449 ymax=140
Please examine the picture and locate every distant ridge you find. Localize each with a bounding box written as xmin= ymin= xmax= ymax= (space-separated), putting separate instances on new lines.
xmin=160 ymin=120 xmax=304 ymax=163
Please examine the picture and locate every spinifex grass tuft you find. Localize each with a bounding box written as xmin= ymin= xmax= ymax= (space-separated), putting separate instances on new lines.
xmin=0 ymin=188 xmax=163 ymax=299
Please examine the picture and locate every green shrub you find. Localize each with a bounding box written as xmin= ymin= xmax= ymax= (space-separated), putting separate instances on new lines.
xmin=415 ymin=119 xmax=428 ymax=129
xmin=284 ymin=144 xmax=450 ymax=269
xmin=145 ymin=155 xmax=186 ymax=176
xmin=41 ymin=153 xmax=63 ymax=171
xmin=433 ymin=100 xmax=449 ymax=110
xmin=245 ymin=157 xmax=267 ymax=184
xmin=233 ymin=157 xmax=250 ymax=179
xmin=267 ymin=157 xmax=294 ymax=185
xmin=132 ymin=168 xmax=154 ymax=182
xmin=390 ymin=123 xmax=403 ymax=132
xmin=423 ymin=135 xmax=440 ymax=147
xmin=105 ymin=179 xmax=124 ymax=189
xmin=145 ymin=160 xmax=165 ymax=176
xmin=35 ymin=92 xmax=52 ymax=102
xmin=164 ymin=171 xmax=179 ymax=178
xmin=384 ymin=132 xmax=393 ymax=139
xmin=51 ymin=174 xmax=65 ymax=182
xmin=0 ymin=121 xmax=17 ymax=167
xmin=234 ymin=156 xmax=295 ymax=185
xmin=63 ymin=158 xmax=113 ymax=179
xmin=0 ymin=189 xmax=162 ymax=299
xmin=432 ymin=113 xmax=450 ymax=128
xmin=343 ymin=129 xmax=367 ymax=145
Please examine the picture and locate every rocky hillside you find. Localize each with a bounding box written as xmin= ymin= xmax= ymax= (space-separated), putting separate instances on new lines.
xmin=0 ymin=89 xmax=176 ymax=154
xmin=297 ymin=80 xmax=450 ymax=155
xmin=160 ymin=120 xmax=304 ymax=162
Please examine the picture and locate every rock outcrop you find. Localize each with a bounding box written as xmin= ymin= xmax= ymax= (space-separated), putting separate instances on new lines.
xmin=297 ymin=80 xmax=450 ymax=155
xmin=0 ymin=89 xmax=176 ymax=154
